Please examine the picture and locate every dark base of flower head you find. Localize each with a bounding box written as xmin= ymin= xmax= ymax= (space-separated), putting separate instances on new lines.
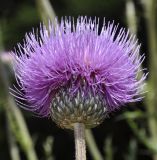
xmin=50 ymin=86 xmax=107 ymax=129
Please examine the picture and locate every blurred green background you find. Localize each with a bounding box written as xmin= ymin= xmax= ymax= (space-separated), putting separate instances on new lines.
xmin=0 ymin=0 xmax=157 ymax=160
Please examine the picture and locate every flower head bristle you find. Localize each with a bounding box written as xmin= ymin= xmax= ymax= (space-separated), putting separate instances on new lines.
xmin=11 ymin=17 xmax=146 ymax=128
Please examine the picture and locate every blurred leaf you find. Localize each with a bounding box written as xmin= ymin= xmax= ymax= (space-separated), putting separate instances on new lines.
xmin=117 ymin=110 xmax=145 ymax=121
xmin=43 ymin=136 xmax=55 ymax=160
xmin=127 ymin=119 xmax=157 ymax=153
xmin=124 ymin=139 xmax=137 ymax=160
xmin=104 ymin=136 xmax=113 ymax=160
xmin=2 ymin=4 xmax=40 ymax=50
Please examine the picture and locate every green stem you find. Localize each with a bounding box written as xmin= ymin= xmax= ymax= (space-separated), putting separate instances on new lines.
xmin=6 ymin=112 xmax=20 ymax=160
xmin=104 ymin=137 xmax=113 ymax=160
xmin=125 ymin=0 xmax=137 ymax=34
xmin=86 ymin=129 xmax=104 ymax=160
xmin=6 ymin=97 xmax=38 ymax=160
xmin=35 ymin=0 xmax=56 ymax=26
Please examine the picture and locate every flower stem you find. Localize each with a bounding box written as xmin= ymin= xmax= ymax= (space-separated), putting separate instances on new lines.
xmin=74 ymin=123 xmax=86 ymax=160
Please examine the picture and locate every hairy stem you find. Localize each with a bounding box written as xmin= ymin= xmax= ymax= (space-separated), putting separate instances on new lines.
xmin=74 ymin=123 xmax=86 ymax=160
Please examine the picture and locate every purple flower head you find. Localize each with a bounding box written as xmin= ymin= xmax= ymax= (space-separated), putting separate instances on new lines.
xmin=11 ymin=17 xmax=146 ymax=120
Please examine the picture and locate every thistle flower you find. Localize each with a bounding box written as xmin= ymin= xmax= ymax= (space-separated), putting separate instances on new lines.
xmin=11 ymin=17 xmax=146 ymax=129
